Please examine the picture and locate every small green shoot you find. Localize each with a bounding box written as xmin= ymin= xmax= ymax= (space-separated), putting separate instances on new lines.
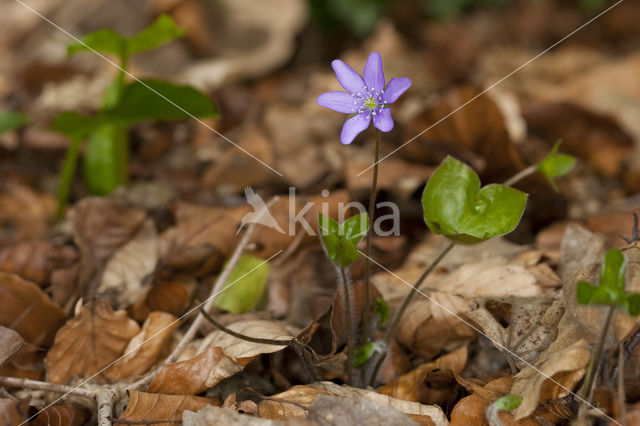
xmin=422 ymin=156 xmax=528 ymax=244
xmin=213 ymin=255 xmax=270 ymax=314
xmin=374 ymin=297 xmax=389 ymax=326
xmin=493 ymin=394 xmax=522 ymax=411
xmin=537 ymin=140 xmax=576 ymax=191
xmin=0 ymin=111 xmax=29 ymax=135
xmin=318 ymin=212 xmax=369 ymax=267
xmin=353 ymin=341 xmax=381 ymax=367
xmin=576 ymin=247 xmax=640 ymax=316
xmin=53 ymin=15 xmax=217 ymax=217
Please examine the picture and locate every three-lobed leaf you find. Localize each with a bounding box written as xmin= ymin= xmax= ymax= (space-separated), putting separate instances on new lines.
xmin=422 ymin=156 xmax=528 ymax=244
xmin=318 ymin=213 xmax=369 ymax=267
xmin=0 ymin=111 xmax=29 ymax=134
xmin=576 ymin=247 xmax=640 ymax=316
xmin=537 ymin=141 xmax=576 ymax=191
xmin=68 ymin=15 xmax=184 ymax=60
xmin=214 ymin=255 xmax=270 ymax=314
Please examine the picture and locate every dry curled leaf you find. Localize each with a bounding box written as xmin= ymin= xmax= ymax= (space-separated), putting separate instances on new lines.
xmin=0 ymin=326 xmax=25 ymax=365
xmin=106 ymin=311 xmax=179 ymax=379
xmin=98 ymin=218 xmax=158 ymax=308
xmin=31 ymin=405 xmax=89 ymax=426
xmin=0 ymin=272 xmax=67 ymax=347
xmin=115 ymin=391 xmax=218 ymax=426
xmin=0 ymin=398 xmax=31 ymax=424
xmin=0 ymin=240 xmax=71 ymax=286
xmin=201 ymin=319 xmax=293 ymax=359
xmin=45 ymin=299 xmax=140 ymax=384
xmin=257 ymin=381 xmax=448 ymax=425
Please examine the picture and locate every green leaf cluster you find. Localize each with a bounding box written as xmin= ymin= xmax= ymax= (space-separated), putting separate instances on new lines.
xmin=214 ymin=255 xmax=271 ymax=314
xmin=318 ymin=213 xmax=369 ymax=267
xmin=0 ymin=111 xmax=29 ymax=135
xmin=576 ymin=247 xmax=640 ymax=316
xmin=537 ymin=141 xmax=576 ymax=191
xmin=422 ymin=156 xmax=528 ymax=244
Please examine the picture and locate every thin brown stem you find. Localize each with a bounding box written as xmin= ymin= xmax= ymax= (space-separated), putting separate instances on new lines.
xmin=199 ymin=308 xmax=293 ymax=346
xmin=580 ymin=305 xmax=615 ymax=403
xmin=363 ymin=130 xmax=381 ymax=346
xmin=369 ymin=241 xmax=455 ymax=386
xmin=619 ymin=340 xmax=627 ymax=426
xmin=340 ymin=267 xmax=354 ymax=385
xmin=0 ymin=376 xmax=95 ymax=398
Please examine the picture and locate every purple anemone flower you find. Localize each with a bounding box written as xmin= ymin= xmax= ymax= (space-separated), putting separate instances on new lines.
xmin=317 ymin=52 xmax=412 ymax=145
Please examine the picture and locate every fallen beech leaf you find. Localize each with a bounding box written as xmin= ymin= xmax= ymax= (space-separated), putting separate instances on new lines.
xmin=0 ymin=240 xmax=68 ymax=285
xmin=98 ymin=218 xmax=158 ymax=308
xmin=146 ymin=280 xmax=191 ymax=316
xmin=201 ymin=319 xmax=293 ymax=359
xmin=0 ymin=183 xmax=56 ymax=243
xmin=0 ymin=326 xmax=25 ymax=365
xmin=308 ymin=394 xmax=416 ymax=426
xmin=0 ymin=342 xmax=45 ymax=380
xmin=45 ymin=299 xmax=140 ymax=384
xmin=32 ymin=405 xmax=89 ymax=426
xmin=148 ymin=347 xmax=243 ymax=395
xmin=0 ymin=398 xmax=30 ymax=424
xmin=257 ymin=381 xmax=448 ymax=425
xmin=183 ymin=405 xmax=281 ymax=426
xmin=0 ymin=272 xmax=67 ymax=347
xmin=378 ymin=345 xmax=468 ymax=402
xmin=115 ymin=391 xmax=218 ymax=426
xmin=106 ymin=311 xmax=178 ymax=379
xmin=511 ymin=339 xmax=589 ymax=420
xmin=331 ymin=281 xmax=381 ymax=355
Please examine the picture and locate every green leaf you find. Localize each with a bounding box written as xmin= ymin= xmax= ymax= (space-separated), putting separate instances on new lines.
xmin=537 ymin=141 xmax=576 ymax=191
xmin=576 ymin=280 xmax=597 ymax=305
xmin=318 ymin=213 xmax=365 ymax=267
xmin=214 ymin=255 xmax=270 ymax=314
xmin=68 ymin=15 xmax=184 ymax=60
xmin=83 ymin=124 xmax=128 ymax=195
xmin=0 ymin=111 xmax=29 ymax=134
xmin=422 ymin=156 xmax=528 ymax=244
xmin=624 ymin=294 xmax=640 ymax=317
xmin=127 ymin=15 xmax=185 ymax=55
xmin=68 ymin=28 xmax=127 ymax=58
xmin=374 ymin=297 xmax=389 ymax=326
xmin=353 ymin=342 xmax=379 ymax=367
xmin=493 ymin=394 xmax=522 ymax=411
xmin=52 ymin=111 xmax=104 ymax=140
xmin=600 ymin=247 xmax=626 ymax=293
xmin=105 ymin=79 xmax=218 ymax=124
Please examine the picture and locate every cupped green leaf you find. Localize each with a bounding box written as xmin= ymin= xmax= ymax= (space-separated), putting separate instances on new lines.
xmin=68 ymin=29 xmax=127 ymax=58
xmin=214 ymin=255 xmax=270 ymax=314
xmin=342 ymin=212 xmax=369 ymax=245
xmin=422 ymin=156 xmax=528 ymax=244
xmin=537 ymin=141 xmax=576 ymax=191
xmin=624 ymin=294 xmax=640 ymax=317
xmin=127 ymin=15 xmax=185 ymax=55
xmin=374 ymin=297 xmax=389 ymax=326
xmin=353 ymin=342 xmax=379 ymax=367
xmin=600 ymin=247 xmax=626 ymax=293
xmin=318 ymin=213 xmax=362 ymax=267
xmin=576 ymin=280 xmax=597 ymax=305
xmin=83 ymin=124 xmax=128 ymax=195
xmin=493 ymin=394 xmax=522 ymax=411
xmin=105 ymin=79 xmax=218 ymax=123
xmin=0 ymin=111 xmax=29 ymax=134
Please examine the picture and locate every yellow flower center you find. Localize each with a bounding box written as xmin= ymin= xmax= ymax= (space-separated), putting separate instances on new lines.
xmin=363 ymin=97 xmax=377 ymax=109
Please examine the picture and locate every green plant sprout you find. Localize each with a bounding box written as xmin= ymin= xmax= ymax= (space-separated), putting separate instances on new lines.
xmin=213 ymin=255 xmax=270 ymax=314
xmin=318 ymin=212 xmax=369 ymax=385
xmin=0 ymin=111 xmax=29 ymax=135
xmin=576 ymin=247 xmax=640 ymax=406
xmin=486 ymin=394 xmax=522 ymax=425
xmin=52 ymin=15 xmax=218 ymax=218
xmin=367 ymin=148 xmax=576 ymax=386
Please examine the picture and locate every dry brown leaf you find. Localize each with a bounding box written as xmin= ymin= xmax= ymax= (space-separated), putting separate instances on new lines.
xmin=148 ymin=347 xmax=243 ymax=395
xmin=0 ymin=342 xmax=45 ymax=380
xmin=0 ymin=326 xmax=25 ymax=365
xmin=511 ymin=339 xmax=589 ymax=420
xmin=307 ymin=394 xmax=417 ymax=426
xmin=377 ymin=345 xmax=468 ymax=402
xmin=183 ymin=405 xmax=282 ymax=426
xmin=32 ymin=405 xmax=89 ymax=426
xmin=0 ymin=398 xmax=30 ymax=424
xmin=0 ymin=272 xmax=67 ymax=347
xmin=0 ymin=240 xmax=69 ymax=286
xmin=98 ymin=218 xmax=158 ymax=308
xmin=257 ymin=381 xmax=448 ymax=425
xmin=106 ymin=311 xmax=179 ymax=379
xmin=114 ymin=391 xmax=218 ymax=426
xmin=200 ymin=319 xmax=293 ymax=359
xmin=45 ymin=299 xmax=140 ymax=384
xmin=0 ymin=183 xmax=56 ymax=243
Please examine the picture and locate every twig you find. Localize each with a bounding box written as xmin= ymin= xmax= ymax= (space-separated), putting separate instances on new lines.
xmin=0 ymin=376 xmax=95 ymax=398
xmin=199 ymin=308 xmax=292 ymax=346
xmin=96 ymin=387 xmax=120 ymax=426
xmin=129 ymin=197 xmax=277 ymax=390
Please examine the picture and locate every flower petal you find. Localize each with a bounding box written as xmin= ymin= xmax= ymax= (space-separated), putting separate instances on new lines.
xmin=363 ymin=52 xmax=385 ymax=91
xmin=331 ymin=60 xmax=365 ymax=94
xmin=382 ymin=77 xmax=412 ymax=104
xmin=340 ymin=112 xmax=371 ymax=145
xmin=373 ymin=108 xmax=394 ymax=132
xmin=317 ymin=91 xmax=356 ymax=114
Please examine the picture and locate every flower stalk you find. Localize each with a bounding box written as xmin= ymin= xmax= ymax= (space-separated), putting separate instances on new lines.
xmin=340 ymin=266 xmax=355 ymax=385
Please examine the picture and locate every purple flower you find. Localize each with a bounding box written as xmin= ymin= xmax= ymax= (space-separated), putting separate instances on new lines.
xmin=317 ymin=52 xmax=412 ymax=145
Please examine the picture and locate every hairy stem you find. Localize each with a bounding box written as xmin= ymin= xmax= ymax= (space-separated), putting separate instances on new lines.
xmin=363 ymin=130 xmax=381 ymax=345
xmin=501 ymin=164 xmax=537 ymax=187
xmin=369 ymin=241 xmax=455 ymax=386
xmin=340 ymin=266 xmax=354 ymax=386
xmin=580 ymin=305 xmax=615 ymax=403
